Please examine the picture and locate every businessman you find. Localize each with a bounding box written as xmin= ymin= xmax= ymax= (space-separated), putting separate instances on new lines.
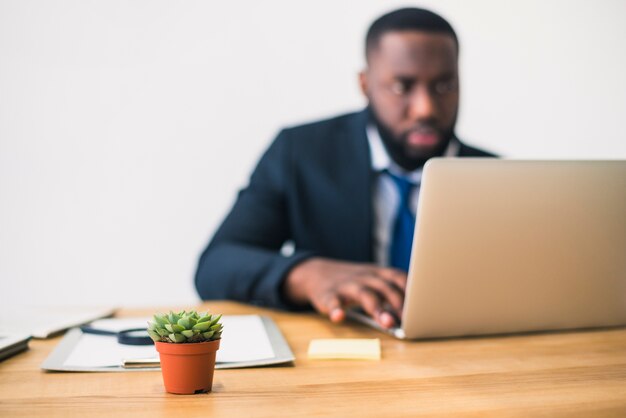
xmin=195 ymin=8 xmax=495 ymax=329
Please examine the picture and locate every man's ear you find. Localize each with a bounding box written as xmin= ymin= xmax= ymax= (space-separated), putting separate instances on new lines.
xmin=358 ymin=70 xmax=369 ymax=98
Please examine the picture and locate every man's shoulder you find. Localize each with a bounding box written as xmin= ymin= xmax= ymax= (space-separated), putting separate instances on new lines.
xmin=266 ymin=109 xmax=369 ymax=165
xmin=457 ymin=140 xmax=498 ymax=158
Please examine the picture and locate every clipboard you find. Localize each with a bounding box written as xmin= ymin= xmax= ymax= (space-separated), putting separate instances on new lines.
xmin=41 ymin=315 xmax=295 ymax=372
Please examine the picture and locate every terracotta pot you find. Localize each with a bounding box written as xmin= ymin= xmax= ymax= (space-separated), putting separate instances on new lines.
xmin=155 ymin=339 xmax=220 ymax=394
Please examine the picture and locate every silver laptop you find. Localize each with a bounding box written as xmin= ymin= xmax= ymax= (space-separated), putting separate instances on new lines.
xmin=348 ymin=159 xmax=626 ymax=339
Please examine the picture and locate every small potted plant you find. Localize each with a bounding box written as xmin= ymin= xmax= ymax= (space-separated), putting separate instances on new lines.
xmin=147 ymin=310 xmax=223 ymax=394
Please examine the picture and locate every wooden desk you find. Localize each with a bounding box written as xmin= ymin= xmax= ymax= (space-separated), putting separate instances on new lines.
xmin=1 ymin=301 xmax=625 ymax=417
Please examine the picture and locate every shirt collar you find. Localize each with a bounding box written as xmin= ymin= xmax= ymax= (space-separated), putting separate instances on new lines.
xmin=366 ymin=124 xmax=459 ymax=182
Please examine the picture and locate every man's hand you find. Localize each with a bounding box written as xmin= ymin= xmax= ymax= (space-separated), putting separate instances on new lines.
xmin=282 ymin=258 xmax=407 ymax=329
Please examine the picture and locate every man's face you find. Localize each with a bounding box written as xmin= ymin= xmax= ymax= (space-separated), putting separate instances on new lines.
xmin=360 ymin=31 xmax=459 ymax=170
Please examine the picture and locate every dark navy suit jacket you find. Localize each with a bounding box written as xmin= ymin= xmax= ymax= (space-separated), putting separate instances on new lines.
xmin=195 ymin=109 xmax=495 ymax=308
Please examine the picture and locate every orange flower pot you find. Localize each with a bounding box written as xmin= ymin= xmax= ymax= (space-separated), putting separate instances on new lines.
xmin=155 ymin=339 xmax=220 ymax=394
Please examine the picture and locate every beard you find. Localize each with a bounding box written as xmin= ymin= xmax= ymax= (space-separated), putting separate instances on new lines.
xmin=368 ymin=108 xmax=456 ymax=172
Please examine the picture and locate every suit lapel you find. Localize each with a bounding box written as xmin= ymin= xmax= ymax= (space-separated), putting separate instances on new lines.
xmin=333 ymin=109 xmax=374 ymax=261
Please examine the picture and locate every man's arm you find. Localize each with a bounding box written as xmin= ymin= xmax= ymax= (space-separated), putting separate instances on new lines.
xmin=195 ymin=131 xmax=314 ymax=309
xmin=195 ymin=128 xmax=407 ymax=328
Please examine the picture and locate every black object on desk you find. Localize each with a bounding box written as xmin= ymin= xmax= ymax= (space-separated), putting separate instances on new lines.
xmin=79 ymin=326 xmax=153 ymax=346
xmin=0 ymin=334 xmax=31 ymax=362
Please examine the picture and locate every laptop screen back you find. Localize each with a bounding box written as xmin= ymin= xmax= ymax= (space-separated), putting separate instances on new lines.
xmin=401 ymin=159 xmax=626 ymax=339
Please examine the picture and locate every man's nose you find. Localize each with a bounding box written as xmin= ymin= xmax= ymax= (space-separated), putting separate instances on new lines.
xmin=407 ymin=85 xmax=436 ymax=121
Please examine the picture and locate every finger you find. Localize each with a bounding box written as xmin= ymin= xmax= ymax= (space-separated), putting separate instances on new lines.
xmin=378 ymin=311 xmax=396 ymax=329
xmin=309 ymin=290 xmax=345 ymax=323
xmin=375 ymin=268 xmax=408 ymax=291
xmin=329 ymin=307 xmax=345 ymax=323
xmin=336 ymin=282 xmax=386 ymax=326
xmin=360 ymin=276 xmax=404 ymax=315
xmin=347 ymin=284 xmax=400 ymax=329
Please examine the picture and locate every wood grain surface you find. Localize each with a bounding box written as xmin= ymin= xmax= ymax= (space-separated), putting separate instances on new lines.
xmin=1 ymin=301 xmax=625 ymax=418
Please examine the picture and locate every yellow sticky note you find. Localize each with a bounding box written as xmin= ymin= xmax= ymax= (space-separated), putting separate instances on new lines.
xmin=307 ymin=338 xmax=381 ymax=360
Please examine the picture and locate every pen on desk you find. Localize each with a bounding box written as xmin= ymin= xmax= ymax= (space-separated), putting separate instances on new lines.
xmin=121 ymin=358 xmax=160 ymax=369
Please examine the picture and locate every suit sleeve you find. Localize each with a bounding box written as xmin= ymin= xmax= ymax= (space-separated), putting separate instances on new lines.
xmin=194 ymin=130 xmax=315 ymax=309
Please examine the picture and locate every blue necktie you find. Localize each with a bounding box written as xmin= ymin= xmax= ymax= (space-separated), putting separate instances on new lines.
xmin=387 ymin=171 xmax=416 ymax=272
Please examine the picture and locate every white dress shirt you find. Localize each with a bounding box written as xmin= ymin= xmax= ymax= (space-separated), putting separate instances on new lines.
xmin=367 ymin=124 xmax=459 ymax=266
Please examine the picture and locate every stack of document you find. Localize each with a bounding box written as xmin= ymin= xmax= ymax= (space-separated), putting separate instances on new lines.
xmin=0 ymin=306 xmax=114 ymax=363
xmin=41 ymin=315 xmax=295 ymax=371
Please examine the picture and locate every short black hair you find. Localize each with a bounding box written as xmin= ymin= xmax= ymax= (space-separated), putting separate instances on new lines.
xmin=365 ymin=8 xmax=459 ymax=61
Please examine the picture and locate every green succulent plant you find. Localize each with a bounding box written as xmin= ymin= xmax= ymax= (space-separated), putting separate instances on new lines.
xmin=147 ymin=310 xmax=223 ymax=343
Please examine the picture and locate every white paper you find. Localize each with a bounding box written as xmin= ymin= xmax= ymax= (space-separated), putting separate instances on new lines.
xmin=218 ymin=315 xmax=275 ymax=363
xmin=62 ymin=315 xmax=275 ymax=367
xmin=63 ymin=333 xmax=156 ymax=368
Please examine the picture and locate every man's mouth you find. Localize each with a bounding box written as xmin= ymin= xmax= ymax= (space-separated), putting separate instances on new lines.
xmin=406 ymin=128 xmax=439 ymax=147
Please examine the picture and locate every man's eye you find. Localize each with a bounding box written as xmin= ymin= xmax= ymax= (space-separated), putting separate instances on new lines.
xmin=390 ymin=80 xmax=410 ymax=95
xmin=433 ymin=79 xmax=458 ymax=95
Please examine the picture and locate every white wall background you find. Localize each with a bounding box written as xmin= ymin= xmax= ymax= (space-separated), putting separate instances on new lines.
xmin=1 ymin=0 xmax=625 ymax=309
